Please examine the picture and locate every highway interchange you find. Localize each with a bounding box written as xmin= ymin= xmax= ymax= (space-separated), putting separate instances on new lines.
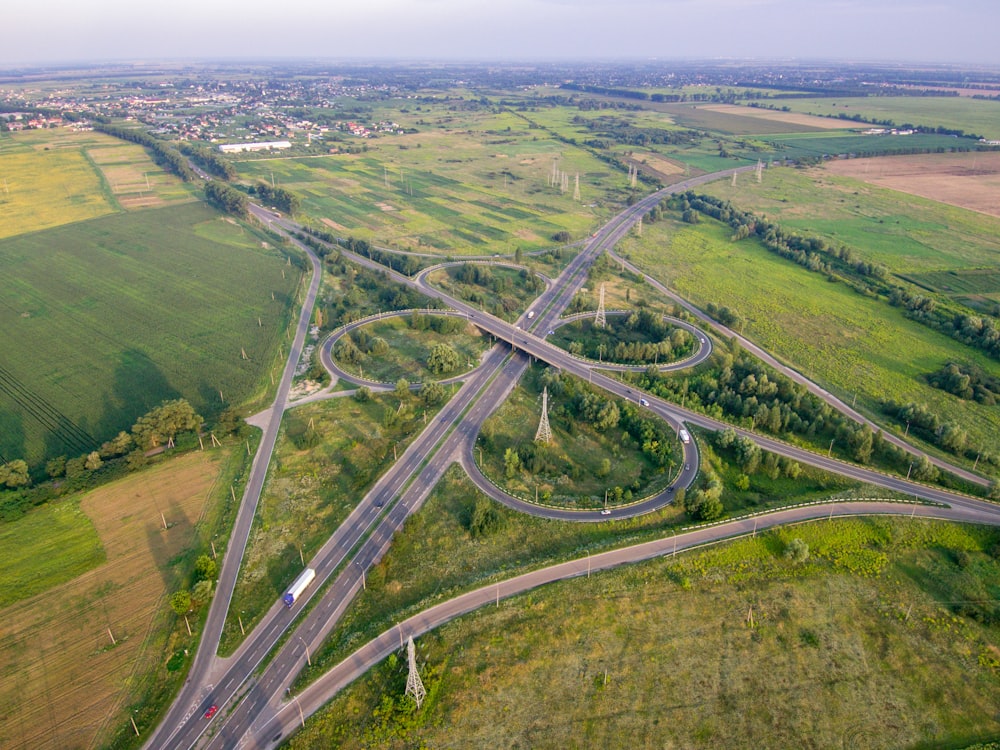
xmin=147 ymin=164 xmax=1000 ymax=749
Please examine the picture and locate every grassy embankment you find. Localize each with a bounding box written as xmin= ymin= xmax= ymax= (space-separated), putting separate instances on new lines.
xmin=219 ymin=389 xmax=448 ymax=655
xmin=290 ymin=485 xmax=1000 ymax=748
xmin=329 ymin=315 xmax=488 ymax=385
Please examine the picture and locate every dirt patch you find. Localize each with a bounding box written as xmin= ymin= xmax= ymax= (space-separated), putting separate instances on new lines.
xmin=376 ymin=202 xmax=397 ymax=212
xmin=0 ymin=451 xmax=226 ymax=750
xmin=699 ymin=104 xmax=850 ymax=130
xmin=321 ymin=217 xmax=347 ymax=231
xmin=628 ymin=152 xmax=686 ymax=179
xmin=822 ymin=152 xmax=1000 ymax=218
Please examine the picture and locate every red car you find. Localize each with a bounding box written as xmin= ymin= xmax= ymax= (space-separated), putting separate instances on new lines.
xmin=204 ymin=704 xmax=218 ymax=720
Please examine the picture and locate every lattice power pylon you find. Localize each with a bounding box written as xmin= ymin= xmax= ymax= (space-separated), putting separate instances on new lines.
xmin=595 ymin=282 xmax=607 ymax=329
xmin=535 ymin=387 xmax=553 ymax=444
xmin=405 ymin=636 xmax=426 ymax=709
xmin=573 ymin=173 xmax=580 ymax=201
xmin=756 ymin=159 xmax=763 ymax=183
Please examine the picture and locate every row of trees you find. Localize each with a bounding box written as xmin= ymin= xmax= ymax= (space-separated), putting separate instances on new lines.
xmin=204 ymin=180 xmax=248 ymax=216
xmin=94 ymin=124 xmax=197 ymax=182
xmin=178 ymin=143 xmax=237 ymax=180
xmin=250 ymin=182 xmax=300 ymax=216
xmin=927 ymin=362 xmax=1000 ymax=405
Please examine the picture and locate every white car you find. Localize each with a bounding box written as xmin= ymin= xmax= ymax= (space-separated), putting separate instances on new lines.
xmin=639 ymin=398 xmax=649 ymax=406
xmin=600 ymin=509 xmax=611 ymax=515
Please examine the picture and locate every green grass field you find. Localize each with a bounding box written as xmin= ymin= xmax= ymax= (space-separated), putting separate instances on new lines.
xmin=771 ymin=96 xmax=1000 ymax=140
xmin=0 ymin=497 xmax=104 ymax=608
xmin=291 ymin=513 xmax=1000 ymax=749
xmin=331 ymin=316 xmax=488 ymax=384
xmin=618 ymin=215 xmax=1000 ymax=455
xmin=701 ymin=165 xmax=1000 ymax=273
xmin=477 ymin=367 xmax=681 ymax=508
xmin=0 ymin=202 xmax=300 ymax=468
xmin=761 ymin=130 xmax=974 ymax=160
xmin=234 ymin=106 xmax=620 ymax=255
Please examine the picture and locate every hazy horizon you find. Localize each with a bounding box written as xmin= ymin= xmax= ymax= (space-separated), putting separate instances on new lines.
xmin=4 ymin=0 xmax=999 ymax=70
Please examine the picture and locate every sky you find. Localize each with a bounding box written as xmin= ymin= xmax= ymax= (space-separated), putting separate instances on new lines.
xmin=3 ymin=0 xmax=999 ymax=68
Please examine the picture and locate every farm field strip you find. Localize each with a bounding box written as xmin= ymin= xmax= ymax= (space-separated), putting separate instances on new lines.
xmin=0 ymin=202 xmax=300 ymax=467
xmin=0 ymin=451 xmax=227 ymax=750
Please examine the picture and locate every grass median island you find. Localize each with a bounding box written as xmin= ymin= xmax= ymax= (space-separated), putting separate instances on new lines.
xmin=288 ymin=517 xmax=1000 ymax=749
xmin=330 ymin=314 xmax=487 ymax=384
xmin=423 ymin=263 xmax=547 ymax=322
xmin=219 ymin=390 xmax=447 ymax=655
xmin=477 ymin=365 xmax=680 ymax=509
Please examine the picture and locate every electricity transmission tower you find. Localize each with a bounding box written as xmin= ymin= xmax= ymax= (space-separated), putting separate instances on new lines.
xmin=595 ymin=282 xmax=607 ymax=329
xmin=573 ymin=173 xmax=580 ymax=201
xmin=405 ymin=636 xmax=426 ymax=708
xmin=756 ymin=159 xmax=763 ymax=183
xmin=535 ymin=387 xmax=553 ymax=444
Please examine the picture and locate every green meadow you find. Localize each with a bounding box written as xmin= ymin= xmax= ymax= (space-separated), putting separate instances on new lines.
xmin=700 ymin=165 xmax=1000 ymax=273
xmin=0 ymin=203 xmax=300 ymax=467
xmin=771 ymin=96 xmax=1000 ymax=140
xmin=234 ymin=107 xmax=616 ymax=255
xmin=292 ymin=512 xmax=1000 ymax=749
xmin=619 ymin=216 xmax=1000 ymax=454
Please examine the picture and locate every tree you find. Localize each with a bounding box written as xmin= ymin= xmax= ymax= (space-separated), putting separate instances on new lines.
xmin=132 ymin=399 xmax=203 ymax=450
xmin=101 ymin=431 xmax=133 ymax=458
xmin=194 ymin=554 xmax=218 ymax=581
xmin=912 ymin=455 xmax=939 ymax=482
xmin=849 ymin=426 xmax=874 ymax=464
xmin=427 ymin=344 xmax=460 ymax=375
xmin=504 ymin=448 xmax=521 ymax=479
xmin=0 ymin=460 xmax=30 ymax=489
xmin=989 ymin=480 xmax=1000 ymax=501
xmin=354 ymin=386 xmax=372 ymax=403
xmin=470 ymin=498 xmax=505 ymax=538
xmin=45 ymin=456 xmax=66 ymax=479
xmin=394 ymin=379 xmax=411 ymax=400
xmin=169 ymin=590 xmax=191 ymax=615
xmin=784 ymin=538 xmax=809 ymax=564
xmin=84 ymin=451 xmax=103 ymax=472
xmin=420 ymin=381 xmax=446 ymax=406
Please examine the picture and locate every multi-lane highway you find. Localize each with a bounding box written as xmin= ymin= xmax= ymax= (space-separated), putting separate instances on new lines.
xmin=149 ymin=163 xmax=999 ymax=749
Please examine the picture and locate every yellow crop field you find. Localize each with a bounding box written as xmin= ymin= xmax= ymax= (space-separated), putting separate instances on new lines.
xmin=86 ymin=141 xmax=196 ymax=210
xmin=0 ymin=147 xmax=117 ymax=238
xmin=0 ymin=451 xmax=227 ymax=750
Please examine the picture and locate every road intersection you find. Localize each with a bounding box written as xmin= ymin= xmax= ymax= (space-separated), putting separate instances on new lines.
xmin=148 ymin=164 xmax=1000 ymax=749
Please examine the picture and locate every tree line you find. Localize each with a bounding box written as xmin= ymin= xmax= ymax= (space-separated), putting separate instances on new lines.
xmin=668 ymin=191 xmax=1000 ymax=362
xmin=94 ymin=123 xmax=197 ymax=182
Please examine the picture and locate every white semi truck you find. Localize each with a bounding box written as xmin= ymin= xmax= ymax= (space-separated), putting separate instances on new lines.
xmin=283 ymin=567 xmax=316 ymax=607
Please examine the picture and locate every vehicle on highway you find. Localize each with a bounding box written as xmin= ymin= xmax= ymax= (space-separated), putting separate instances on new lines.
xmin=527 ymin=310 xmax=535 ymax=319
xmin=204 ymin=705 xmax=218 ymax=720
xmin=685 ymin=464 xmax=690 ymax=471
xmin=679 ymin=428 xmax=691 ymax=444
xmin=600 ymin=509 xmax=611 ymax=515
xmin=639 ymin=398 xmax=649 ymax=406
xmin=375 ymin=499 xmax=384 ymax=507
xmin=283 ymin=568 xmax=316 ymax=608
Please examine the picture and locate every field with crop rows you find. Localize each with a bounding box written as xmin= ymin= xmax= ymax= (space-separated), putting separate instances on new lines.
xmin=0 ymin=203 xmax=300 ymax=467
xmin=619 ymin=217 xmax=1000 ymax=453
xmin=0 ymin=450 xmax=226 ymax=750
xmin=234 ymin=107 xmax=618 ymax=254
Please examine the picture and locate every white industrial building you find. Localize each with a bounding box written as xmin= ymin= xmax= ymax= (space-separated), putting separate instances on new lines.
xmin=218 ymin=140 xmax=292 ymax=153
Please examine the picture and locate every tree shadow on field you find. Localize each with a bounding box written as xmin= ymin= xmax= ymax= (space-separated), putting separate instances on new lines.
xmin=0 ymin=406 xmax=27 ymax=465
xmin=145 ymin=495 xmax=198 ymax=591
xmin=94 ymin=348 xmax=181 ymax=448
